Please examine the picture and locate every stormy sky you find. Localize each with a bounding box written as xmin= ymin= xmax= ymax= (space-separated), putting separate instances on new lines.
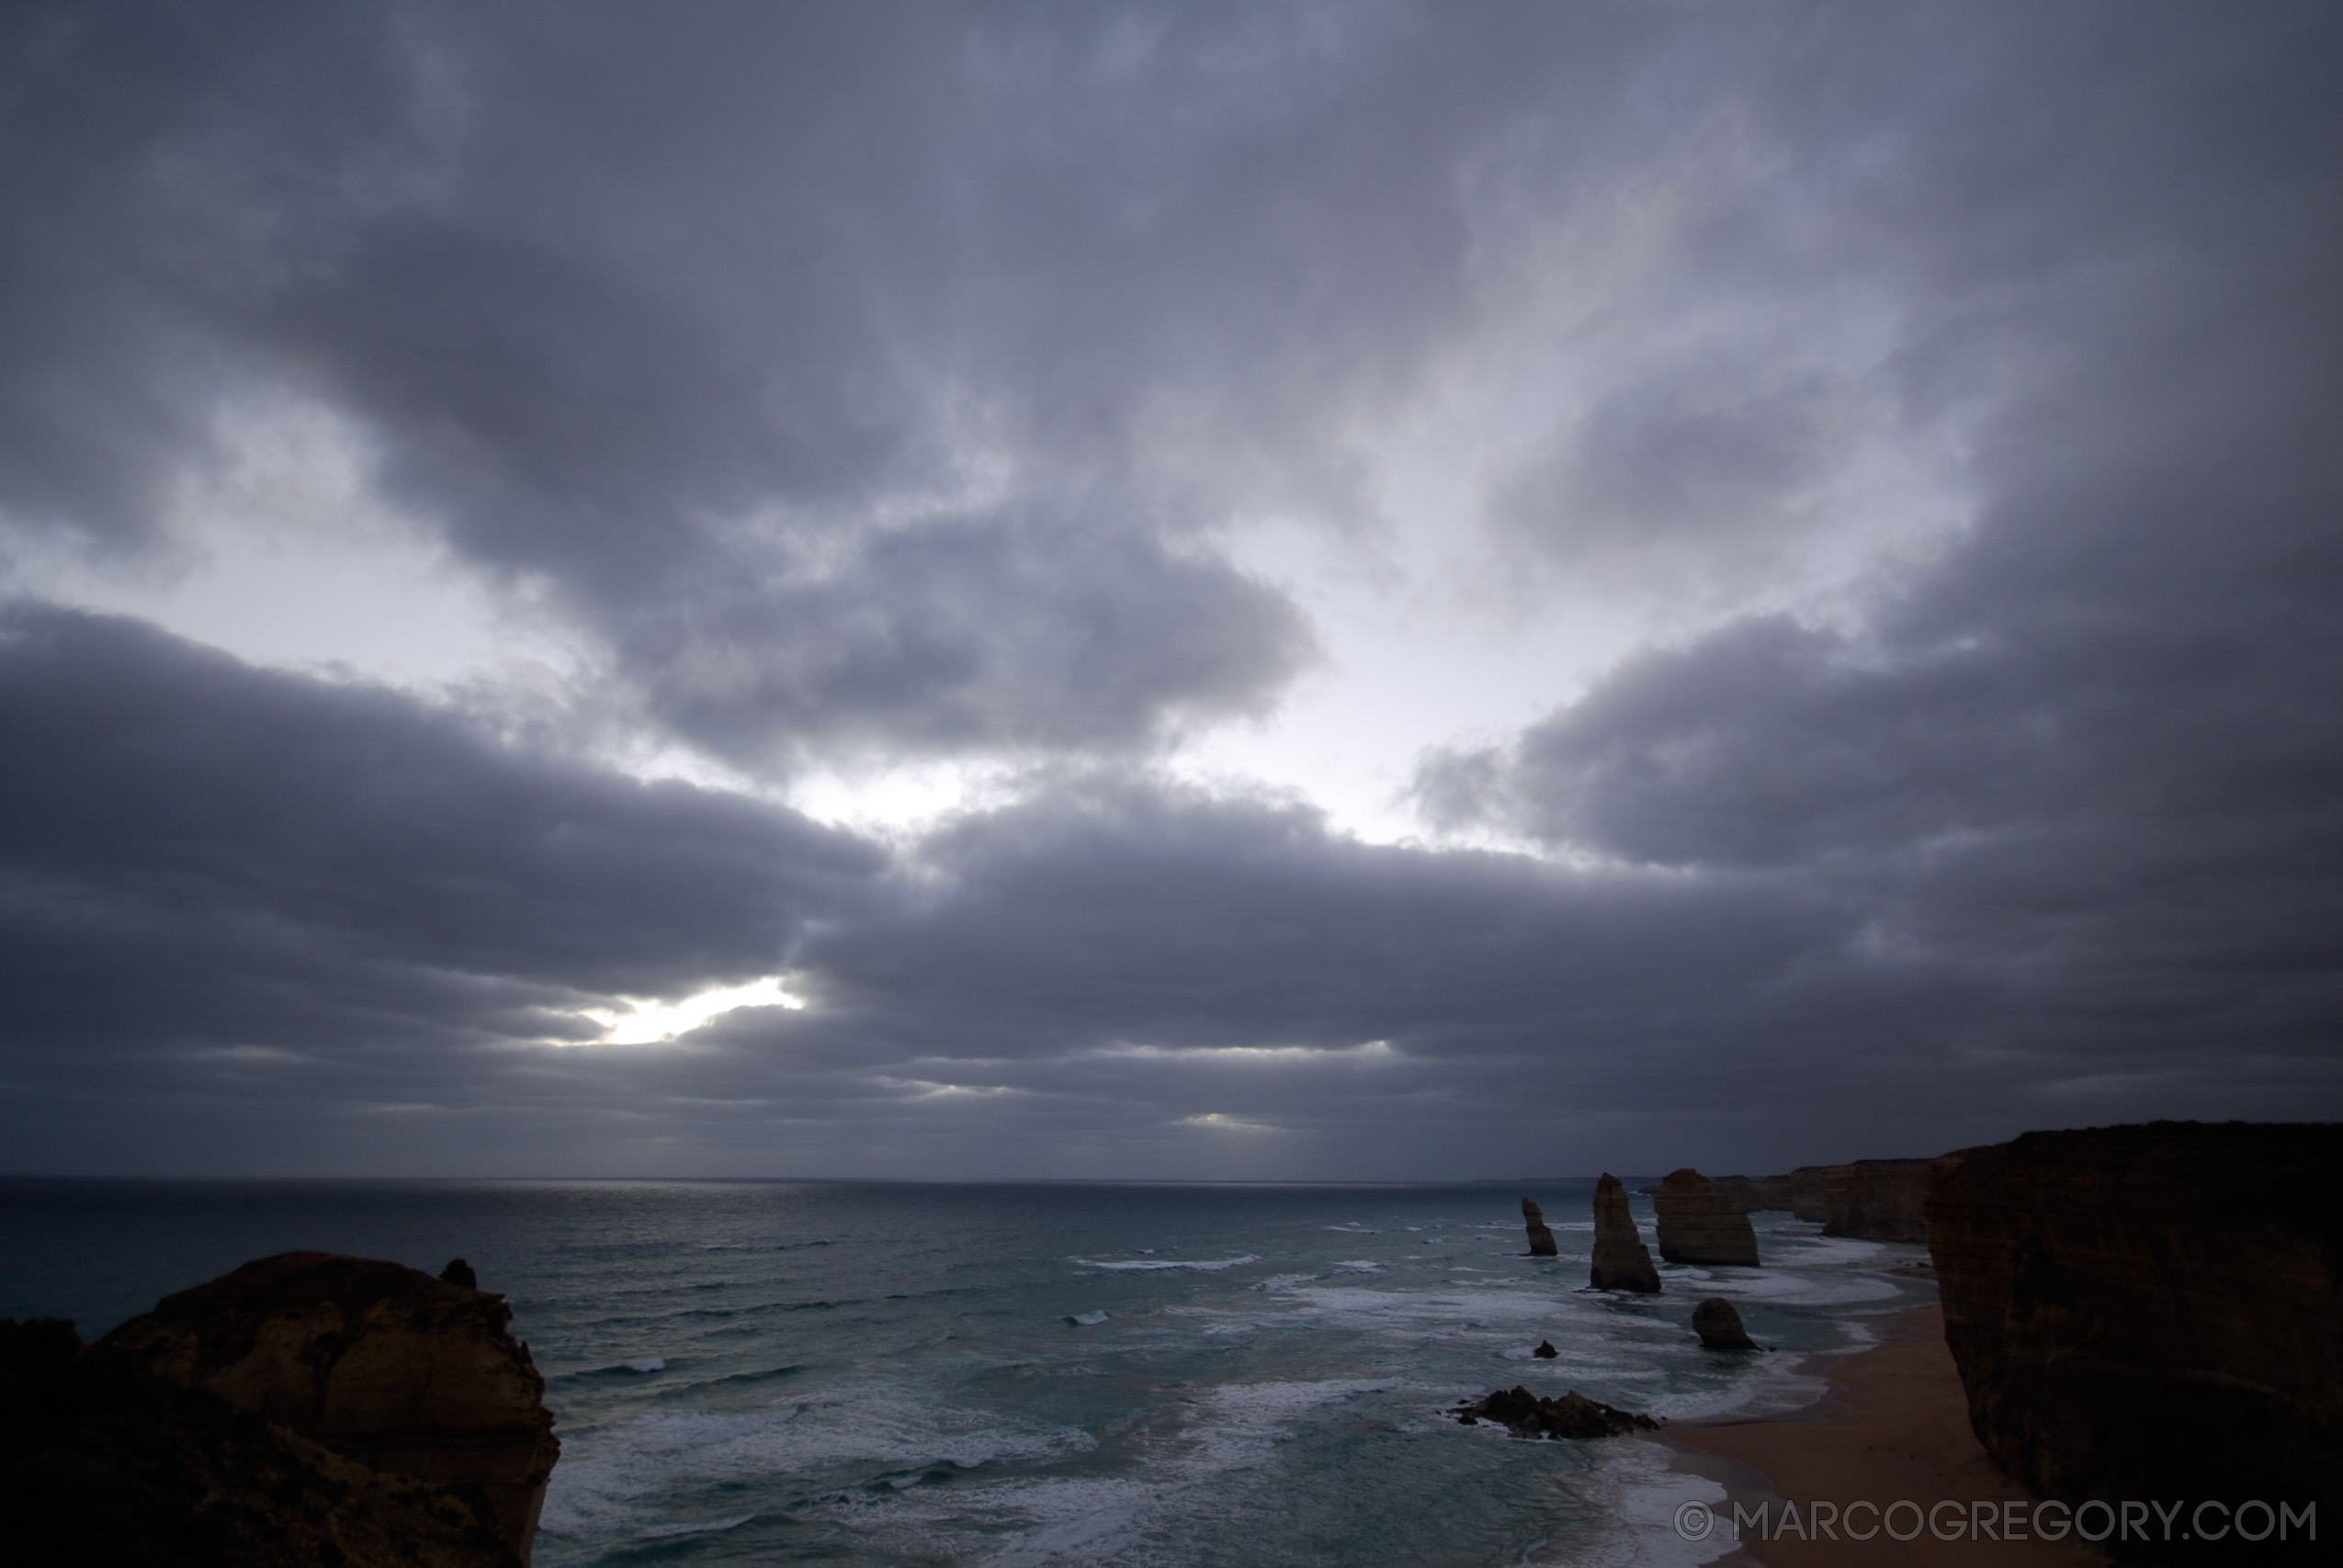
xmin=4 ymin=1 xmax=2337 ymax=1179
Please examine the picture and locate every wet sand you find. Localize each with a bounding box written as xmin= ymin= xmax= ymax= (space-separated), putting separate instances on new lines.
xmin=1658 ymin=1305 xmax=2107 ymax=1566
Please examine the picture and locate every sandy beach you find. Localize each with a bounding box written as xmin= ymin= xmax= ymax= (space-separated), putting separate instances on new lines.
xmin=1658 ymin=1305 xmax=2108 ymax=1567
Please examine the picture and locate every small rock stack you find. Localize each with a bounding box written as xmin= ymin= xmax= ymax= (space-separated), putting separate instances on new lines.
xmin=1691 ymin=1297 xmax=1757 ymax=1350
xmin=1521 ymin=1196 xmax=1559 ymax=1256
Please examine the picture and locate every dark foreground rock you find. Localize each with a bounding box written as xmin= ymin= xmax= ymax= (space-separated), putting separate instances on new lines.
xmin=1690 ymin=1297 xmax=1757 ymax=1351
xmin=1 ymin=1316 xmax=517 ymax=1567
xmin=1589 ymin=1173 xmax=1661 ymax=1292
xmin=1454 ymin=1384 xmax=1659 ymax=1438
xmin=1930 ymin=1122 xmax=2342 ymax=1562
xmin=1521 ymin=1196 xmax=1558 ymax=1257
xmin=104 ymin=1252 xmax=560 ymax=1565
xmin=1823 ymin=1157 xmax=1937 ymax=1242
xmin=1655 ymin=1168 xmax=1760 ymax=1266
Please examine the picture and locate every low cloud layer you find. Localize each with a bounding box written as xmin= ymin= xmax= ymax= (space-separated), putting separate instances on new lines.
xmin=2 ymin=3 xmax=2338 ymax=1177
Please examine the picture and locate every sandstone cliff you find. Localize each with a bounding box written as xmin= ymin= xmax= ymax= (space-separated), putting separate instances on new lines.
xmin=1788 ymin=1165 xmax=1828 ymax=1223
xmin=1711 ymin=1174 xmax=1759 ymax=1212
xmin=1521 ymin=1196 xmax=1558 ymax=1256
xmin=1655 ymin=1168 xmax=1761 ymax=1266
xmin=1713 ymin=1174 xmax=1795 ymax=1213
xmin=1589 ymin=1173 xmax=1660 ymax=1292
xmin=1822 ymin=1157 xmax=1937 ymax=1242
xmin=1929 ymin=1122 xmax=2341 ymax=1560
xmin=1 ymin=1315 xmax=517 ymax=1567
xmin=104 ymin=1252 xmax=560 ymax=1565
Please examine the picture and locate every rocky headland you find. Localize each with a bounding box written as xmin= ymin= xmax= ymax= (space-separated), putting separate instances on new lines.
xmin=1653 ymin=1168 xmax=1760 ymax=1266
xmin=100 ymin=1252 xmax=560 ymax=1565
xmin=1588 ymin=1172 xmax=1661 ymax=1292
xmin=1928 ymin=1122 xmax=2339 ymax=1559
xmin=1 ymin=1314 xmax=521 ymax=1567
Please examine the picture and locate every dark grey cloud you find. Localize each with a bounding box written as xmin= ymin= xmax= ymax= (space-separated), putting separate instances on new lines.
xmin=1 ymin=3 xmax=2339 ymax=1178
xmin=1485 ymin=366 xmax=1852 ymax=588
xmin=7 ymin=0 xmax=1619 ymax=763
xmin=0 ymin=603 xmax=879 ymax=1074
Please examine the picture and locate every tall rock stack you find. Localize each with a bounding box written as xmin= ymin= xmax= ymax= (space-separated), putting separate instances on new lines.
xmin=105 ymin=1252 xmax=561 ymax=1566
xmin=1654 ymin=1168 xmax=1760 ymax=1266
xmin=1929 ymin=1122 xmax=2342 ymax=1547
xmin=1589 ymin=1173 xmax=1661 ymax=1292
xmin=1521 ymin=1197 xmax=1559 ymax=1256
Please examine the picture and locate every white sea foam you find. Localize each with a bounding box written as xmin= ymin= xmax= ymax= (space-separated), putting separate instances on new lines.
xmin=636 ymin=1513 xmax=753 ymax=1540
xmin=831 ymin=1378 xmax=1409 ymax=1568
xmin=1063 ymin=1310 xmax=1109 ymax=1325
xmin=624 ymin=1357 xmax=666 ymax=1372
xmin=539 ymin=1377 xmax=1095 ymax=1543
xmin=1070 ymin=1254 xmax=1259 ymax=1271
xmin=1247 ymin=1272 xmax=1319 ymax=1291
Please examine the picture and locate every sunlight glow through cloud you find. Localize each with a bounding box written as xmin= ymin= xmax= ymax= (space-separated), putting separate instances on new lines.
xmin=577 ymin=976 xmax=805 ymax=1045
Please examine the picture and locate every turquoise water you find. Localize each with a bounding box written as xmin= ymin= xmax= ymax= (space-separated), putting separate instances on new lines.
xmin=0 ymin=1179 xmax=1936 ymax=1566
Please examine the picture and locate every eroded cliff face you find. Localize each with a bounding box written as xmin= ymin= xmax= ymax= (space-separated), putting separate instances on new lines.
xmin=1590 ymin=1173 xmax=1661 ymax=1292
xmin=1929 ymin=1122 xmax=2341 ymax=1560
xmin=1788 ymin=1166 xmax=1828 ymax=1223
xmin=1654 ymin=1168 xmax=1760 ymax=1266
xmin=104 ymin=1253 xmax=560 ymax=1565
xmin=1 ymin=1316 xmax=517 ymax=1567
xmin=1822 ymin=1158 xmax=1936 ymax=1242
xmin=1713 ymin=1174 xmax=1796 ymax=1213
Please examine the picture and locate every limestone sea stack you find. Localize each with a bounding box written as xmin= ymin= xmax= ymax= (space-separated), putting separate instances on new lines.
xmin=1690 ymin=1297 xmax=1756 ymax=1351
xmin=1929 ymin=1122 xmax=2342 ymax=1546
xmin=1822 ymin=1157 xmax=1937 ymax=1242
xmin=1521 ymin=1196 xmax=1559 ymax=1256
xmin=104 ymin=1252 xmax=560 ymax=1565
xmin=1589 ymin=1173 xmax=1660 ymax=1292
xmin=1654 ymin=1168 xmax=1760 ymax=1266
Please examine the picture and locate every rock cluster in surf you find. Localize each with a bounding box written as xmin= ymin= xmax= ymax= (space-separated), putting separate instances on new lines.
xmin=1453 ymin=1385 xmax=1659 ymax=1438
xmin=1654 ymin=1168 xmax=1760 ymax=1266
xmin=1589 ymin=1173 xmax=1661 ymax=1292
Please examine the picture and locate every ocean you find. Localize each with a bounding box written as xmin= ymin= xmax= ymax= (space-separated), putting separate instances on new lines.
xmin=0 ymin=1179 xmax=1935 ymax=1566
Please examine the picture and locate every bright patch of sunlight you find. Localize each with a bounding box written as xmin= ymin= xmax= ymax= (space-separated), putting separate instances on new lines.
xmin=1175 ymin=1112 xmax=1283 ymax=1132
xmin=577 ymin=976 xmax=805 ymax=1045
